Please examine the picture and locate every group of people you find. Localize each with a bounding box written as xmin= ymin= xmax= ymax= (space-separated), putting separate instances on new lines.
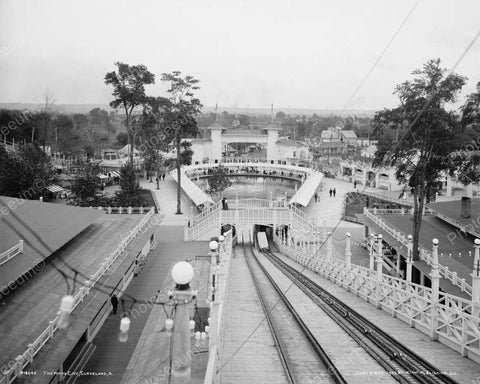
xmin=329 ymin=188 xmax=337 ymax=197
xmin=155 ymin=173 xmax=166 ymax=183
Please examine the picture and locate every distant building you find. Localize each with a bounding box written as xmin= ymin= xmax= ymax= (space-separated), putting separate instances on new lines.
xmin=320 ymin=126 xmax=358 ymax=145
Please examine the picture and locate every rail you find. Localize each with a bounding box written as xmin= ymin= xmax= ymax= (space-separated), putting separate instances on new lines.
xmin=272 ymin=237 xmax=480 ymax=363
xmin=246 ymin=243 xmax=347 ymax=383
xmin=0 ymin=209 xmax=155 ymax=384
xmin=0 ymin=240 xmax=24 ymax=267
xmin=364 ymin=207 xmax=472 ymax=295
xmin=263 ymin=249 xmax=459 ymax=383
xmin=95 ymin=206 xmax=155 ymax=214
xmin=203 ymin=230 xmax=234 ymax=384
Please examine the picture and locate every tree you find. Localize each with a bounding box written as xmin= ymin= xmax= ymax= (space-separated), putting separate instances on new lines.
xmin=454 ymin=81 xmax=480 ymax=184
xmin=372 ymin=59 xmax=466 ymax=260
xmin=71 ymin=161 xmax=103 ymax=205
xmin=105 ymin=62 xmax=155 ymax=165
xmin=160 ymin=71 xmax=202 ymax=214
xmin=115 ymin=164 xmax=144 ymax=206
xmin=116 ymin=132 xmax=129 ymax=146
xmin=207 ymin=165 xmax=232 ymax=196
xmin=0 ymin=145 xmax=56 ymax=199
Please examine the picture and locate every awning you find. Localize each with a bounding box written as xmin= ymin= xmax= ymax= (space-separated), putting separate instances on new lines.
xmin=46 ymin=184 xmax=66 ymax=193
xmin=110 ymin=171 xmax=121 ymax=177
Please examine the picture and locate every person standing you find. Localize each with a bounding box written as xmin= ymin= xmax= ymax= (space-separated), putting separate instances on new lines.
xmin=354 ymin=181 xmax=357 ymax=189
xmin=314 ymin=192 xmax=318 ymax=202
xmin=111 ymin=295 xmax=118 ymax=315
xmin=162 ymin=173 xmax=166 ymax=181
xmin=329 ymin=188 xmax=332 ymax=197
xmin=333 ymin=188 xmax=336 ymax=197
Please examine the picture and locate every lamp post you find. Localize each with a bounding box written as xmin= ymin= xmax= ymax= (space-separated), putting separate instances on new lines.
xmin=209 ymin=240 xmax=219 ymax=302
xmin=406 ymin=234 xmax=413 ymax=282
xmin=169 ymin=261 xmax=196 ymax=384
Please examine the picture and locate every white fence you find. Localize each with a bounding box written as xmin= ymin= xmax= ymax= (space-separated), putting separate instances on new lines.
xmin=0 ymin=209 xmax=155 ymax=384
xmin=364 ymin=207 xmax=472 ymax=296
xmin=185 ymin=199 xmax=325 ymax=241
xmin=0 ymin=240 xmax=24 ymax=267
xmin=203 ymin=230 xmax=234 ymax=384
xmin=273 ymin=235 xmax=480 ymax=363
xmin=96 ymin=206 xmax=155 ymax=214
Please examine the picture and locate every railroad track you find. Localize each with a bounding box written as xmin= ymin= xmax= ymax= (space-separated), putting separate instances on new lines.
xmin=242 ymin=238 xmax=346 ymax=384
xmin=261 ymin=248 xmax=459 ymax=384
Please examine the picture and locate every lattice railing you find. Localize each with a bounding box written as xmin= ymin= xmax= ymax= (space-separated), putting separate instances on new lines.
xmin=273 ymin=238 xmax=480 ymax=362
xmin=364 ymin=208 xmax=472 ymax=296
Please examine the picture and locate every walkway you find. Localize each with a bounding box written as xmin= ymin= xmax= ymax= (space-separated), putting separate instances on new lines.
xmin=288 ymin=171 xmax=323 ymax=207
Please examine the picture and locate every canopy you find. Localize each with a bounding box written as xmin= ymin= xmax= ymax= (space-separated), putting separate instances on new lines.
xmin=46 ymin=184 xmax=66 ymax=193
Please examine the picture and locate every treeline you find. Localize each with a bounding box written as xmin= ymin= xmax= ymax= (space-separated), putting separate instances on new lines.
xmin=0 ymin=107 xmax=123 ymax=157
xmin=196 ymin=110 xmax=375 ymax=140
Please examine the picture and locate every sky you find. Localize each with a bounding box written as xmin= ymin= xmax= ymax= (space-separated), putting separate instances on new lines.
xmin=0 ymin=0 xmax=479 ymax=111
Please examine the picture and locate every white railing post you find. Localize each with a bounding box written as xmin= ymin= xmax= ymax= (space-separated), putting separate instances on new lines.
xmin=369 ymin=234 xmax=376 ymax=272
xmin=19 ymin=240 xmax=24 ymax=253
xmin=406 ymin=234 xmax=413 ymax=283
xmin=430 ymin=238 xmax=440 ymax=340
xmin=327 ymin=232 xmax=332 ymax=259
xmin=472 ymin=238 xmax=480 ymax=317
xmin=345 ymin=233 xmax=351 ymax=270
xmin=376 ymin=234 xmax=383 ymax=281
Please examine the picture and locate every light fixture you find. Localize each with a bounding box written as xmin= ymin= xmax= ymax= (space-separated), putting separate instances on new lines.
xmin=119 ymin=317 xmax=131 ymax=343
xmin=171 ymin=261 xmax=194 ymax=286
xmin=165 ymin=318 xmax=174 ymax=330
xmin=189 ymin=320 xmax=195 ymax=330
xmin=57 ymin=295 xmax=74 ymax=330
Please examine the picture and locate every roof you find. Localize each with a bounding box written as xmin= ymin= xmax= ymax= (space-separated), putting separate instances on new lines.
xmin=223 ymin=128 xmax=265 ymax=136
xmin=289 ymin=172 xmax=323 ymax=206
xmin=427 ymin=198 xmax=480 ymax=231
xmin=0 ymin=196 xmax=102 ymax=289
xmin=276 ymin=139 xmax=309 ymax=147
xmin=341 ymin=130 xmax=357 ymax=139
xmin=321 ymin=130 xmax=340 ymax=139
xmin=317 ymin=142 xmax=345 ymax=148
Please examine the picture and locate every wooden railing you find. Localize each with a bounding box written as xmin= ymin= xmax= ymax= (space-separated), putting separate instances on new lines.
xmin=272 ymin=236 xmax=480 ymax=363
xmin=0 ymin=209 xmax=155 ymax=384
xmin=364 ymin=208 xmax=472 ymax=296
xmin=0 ymin=240 xmax=24 ymax=267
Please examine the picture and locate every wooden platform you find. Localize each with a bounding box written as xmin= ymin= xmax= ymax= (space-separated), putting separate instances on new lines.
xmin=0 ymin=196 xmax=103 ymax=289
xmin=219 ymin=244 xmax=288 ymax=384
xmin=0 ymin=214 xmax=142 ymax=371
xmin=275 ymin=252 xmax=480 ymax=384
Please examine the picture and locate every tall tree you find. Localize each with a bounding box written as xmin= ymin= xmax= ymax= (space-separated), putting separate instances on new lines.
xmin=454 ymin=81 xmax=480 ymax=184
xmin=207 ymin=164 xmax=232 ymax=197
xmin=0 ymin=145 xmax=56 ymax=199
xmin=71 ymin=160 xmax=103 ymax=205
xmin=373 ymin=59 xmax=466 ymax=260
xmin=105 ymin=62 xmax=155 ymax=165
xmin=161 ymin=71 xmax=202 ymax=214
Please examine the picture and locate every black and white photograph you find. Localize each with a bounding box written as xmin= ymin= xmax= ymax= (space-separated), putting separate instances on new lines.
xmin=1 ymin=0 xmax=480 ymax=383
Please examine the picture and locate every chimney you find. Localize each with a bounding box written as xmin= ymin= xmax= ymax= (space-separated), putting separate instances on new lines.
xmin=461 ymin=196 xmax=471 ymax=218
